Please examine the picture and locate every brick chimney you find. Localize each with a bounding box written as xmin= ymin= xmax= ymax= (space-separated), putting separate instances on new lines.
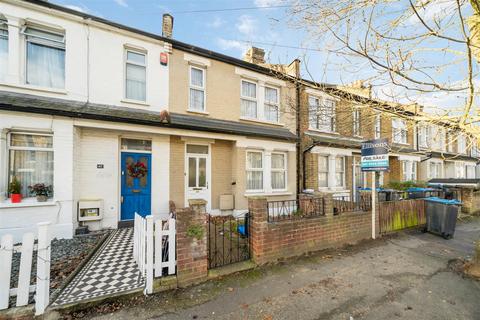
xmin=162 ymin=14 xmax=174 ymax=38
xmin=244 ymin=47 xmax=265 ymax=64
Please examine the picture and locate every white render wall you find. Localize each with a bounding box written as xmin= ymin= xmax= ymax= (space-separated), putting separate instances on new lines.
xmin=74 ymin=128 xmax=170 ymax=231
xmin=0 ymin=112 xmax=75 ymax=242
xmin=0 ymin=0 xmax=169 ymax=111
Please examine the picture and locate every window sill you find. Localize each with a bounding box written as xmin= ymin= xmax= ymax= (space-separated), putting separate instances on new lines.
xmin=239 ymin=117 xmax=284 ymax=127
xmin=244 ymin=191 xmax=292 ymax=197
xmin=121 ymin=99 xmax=150 ymax=106
xmin=392 ymin=142 xmax=410 ymax=146
xmin=0 ymin=198 xmax=57 ymax=209
xmin=0 ymin=82 xmax=67 ymax=95
xmin=187 ymin=109 xmax=209 ymax=115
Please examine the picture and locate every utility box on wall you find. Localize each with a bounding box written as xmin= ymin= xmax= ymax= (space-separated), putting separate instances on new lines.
xmin=78 ymin=199 xmax=104 ymax=222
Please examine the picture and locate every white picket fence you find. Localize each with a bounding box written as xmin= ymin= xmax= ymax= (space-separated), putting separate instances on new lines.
xmin=133 ymin=213 xmax=176 ymax=294
xmin=0 ymin=222 xmax=51 ymax=315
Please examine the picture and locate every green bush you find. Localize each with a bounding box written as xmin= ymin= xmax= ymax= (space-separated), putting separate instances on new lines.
xmin=8 ymin=177 xmax=21 ymax=194
xmin=186 ymin=224 xmax=204 ymax=240
xmin=386 ymin=180 xmax=427 ymax=191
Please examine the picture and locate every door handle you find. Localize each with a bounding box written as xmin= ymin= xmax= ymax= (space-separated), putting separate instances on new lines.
xmin=121 ymin=196 xmax=124 ymax=203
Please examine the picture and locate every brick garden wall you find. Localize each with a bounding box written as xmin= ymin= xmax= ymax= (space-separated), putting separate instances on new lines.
xmin=248 ymin=195 xmax=375 ymax=265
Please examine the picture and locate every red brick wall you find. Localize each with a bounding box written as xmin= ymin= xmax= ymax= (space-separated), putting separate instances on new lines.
xmin=248 ymin=196 xmax=374 ymax=265
xmin=176 ymin=200 xmax=208 ymax=287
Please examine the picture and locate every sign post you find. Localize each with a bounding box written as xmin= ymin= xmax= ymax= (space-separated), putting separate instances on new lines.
xmin=361 ymin=138 xmax=389 ymax=240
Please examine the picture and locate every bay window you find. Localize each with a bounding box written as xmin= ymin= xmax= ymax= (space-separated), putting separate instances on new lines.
xmin=271 ymin=153 xmax=286 ymax=190
xmin=246 ymin=151 xmax=263 ymax=191
xmin=457 ymin=135 xmax=466 ymax=154
xmin=189 ymin=66 xmax=205 ymax=111
xmin=23 ymin=26 xmax=65 ymax=89
xmin=429 ymin=162 xmax=442 ymax=179
xmin=241 ymin=80 xmax=257 ymax=118
xmin=466 ymin=164 xmax=476 ymax=179
xmin=402 ymin=160 xmax=417 ymax=181
xmin=318 ymin=155 xmax=328 ymax=188
xmin=265 ymin=87 xmax=279 ymax=122
xmin=125 ymin=49 xmax=146 ymax=101
xmin=392 ymin=118 xmax=407 ymax=144
xmin=309 ymin=95 xmax=336 ymax=132
xmin=335 ymin=157 xmax=345 ymax=187
xmin=8 ymin=133 xmax=54 ymax=197
xmin=0 ymin=18 xmax=7 ymax=81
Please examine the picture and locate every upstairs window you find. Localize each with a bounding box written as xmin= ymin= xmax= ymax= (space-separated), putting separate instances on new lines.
xmin=418 ymin=124 xmax=429 ymax=149
xmin=0 ymin=18 xmax=7 ymax=81
xmin=23 ymin=26 xmax=65 ymax=88
xmin=353 ymin=107 xmax=361 ymax=136
xmin=125 ymin=49 xmax=146 ymax=101
xmin=374 ymin=113 xmax=381 ymax=139
xmin=8 ymin=133 xmax=54 ymax=197
xmin=241 ymin=80 xmax=257 ymax=118
xmin=457 ymin=135 xmax=466 ymax=154
xmin=309 ymin=95 xmax=336 ymax=133
xmin=392 ymin=118 xmax=407 ymax=144
xmin=264 ymin=87 xmax=279 ymax=122
xmin=189 ymin=66 xmax=205 ymax=111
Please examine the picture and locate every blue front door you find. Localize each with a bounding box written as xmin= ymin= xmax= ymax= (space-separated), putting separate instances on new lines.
xmin=121 ymin=152 xmax=152 ymax=220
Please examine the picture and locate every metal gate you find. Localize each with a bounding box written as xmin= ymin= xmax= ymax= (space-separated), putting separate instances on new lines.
xmin=207 ymin=213 xmax=251 ymax=269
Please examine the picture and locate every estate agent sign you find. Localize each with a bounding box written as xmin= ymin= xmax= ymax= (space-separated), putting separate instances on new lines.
xmin=361 ymin=138 xmax=389 ymax=172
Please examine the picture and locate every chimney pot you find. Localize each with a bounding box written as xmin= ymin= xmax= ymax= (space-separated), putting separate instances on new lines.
xmin=162 ymin=13 xmax=174 ymax=38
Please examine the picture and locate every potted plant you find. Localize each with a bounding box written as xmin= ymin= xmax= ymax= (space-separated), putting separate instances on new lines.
xmin=8 ymin=177 xmax=22 ymax=203
xmin=28 ymin=183 xmax=52 ymax=202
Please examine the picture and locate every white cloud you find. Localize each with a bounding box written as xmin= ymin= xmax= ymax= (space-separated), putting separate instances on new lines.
xmin=114 ymin=0 xmax=128 ymax=8
xmin=236 ymin=15 xmax=257 ymax=36
xmin=208 ymin=16 xmax=225 ymax=29
xmin=64 ymin=4 xmax=88 ymax=13
xmin=254 ymin=0 xmax=285 ymax=7
xmin=406 ymin=0 xmax=455 ymax=26
xmin=216 ymin=38 xmax=249 ymax=54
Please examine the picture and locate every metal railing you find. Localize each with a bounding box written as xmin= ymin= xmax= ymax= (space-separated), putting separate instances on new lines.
xmin=267 ymin=198 xmax=325 ymax=222
xmin=333 ymin=195 xmax=371 ymax=215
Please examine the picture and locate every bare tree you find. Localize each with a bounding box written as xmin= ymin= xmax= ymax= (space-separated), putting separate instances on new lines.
xmin=285 ymin=0 xmax=480 ymax=139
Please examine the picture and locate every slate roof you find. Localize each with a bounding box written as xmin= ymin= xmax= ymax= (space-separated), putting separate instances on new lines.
xmin=0 ymin=91 xmax=296 ymax=141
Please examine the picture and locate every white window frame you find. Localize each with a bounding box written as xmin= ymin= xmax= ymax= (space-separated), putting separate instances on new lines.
xmin=246 ymin=150 xmax=264 ymax=192
xmin=264 ymin=85 xmax=280 ymax=123
xmin=392 ymin=118 xmax=408 ymax=144
xmin=318 ymin=155 xmax=329 ymax=188
xmin=374 ymin=113 xmax=381 ymax=139
xmin=270 ymin=152 xmax=287 ymax=191
xmin=429 ymin=161 xmax=443 ymax=179
xmin=308 ymin=95 xmax=336 ymax=133
xmin=124 ymin=48 xmax=147 ymax=102
xmin=7 ymin=132 xmax=54 ymax=198
xmin=188 ymin=65 xmax=206 ymax=112
xmin=240 ymin=79 xmax=258 ymax=119
xmin=0 ymin=18 xmax=8 ymax=81
xmin=353 ymin=107 xmax=361 ymax=137
xmin=457 ymin=135 xmax=466 ymax=154
xmin=22 ymin=25 xmax=66 ymax=89
xmin=401 ymin=160 xmax=417 ymax=181
xmin=335 ymin=156 xmax=346 ymax=188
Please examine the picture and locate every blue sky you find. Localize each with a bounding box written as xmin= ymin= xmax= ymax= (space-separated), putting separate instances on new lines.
xmin=50 ymin=0 xmax=475 ymax=112
xmin=52 ymin=0 xmax=337 ymax=83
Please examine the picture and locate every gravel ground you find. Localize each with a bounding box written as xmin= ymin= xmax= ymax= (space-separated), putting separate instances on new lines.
xmin=9 ymin=231 xmax=109 ymax=307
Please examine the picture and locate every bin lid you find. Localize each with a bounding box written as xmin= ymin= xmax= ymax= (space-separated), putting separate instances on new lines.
xmin=407 ymin=187 xmax=436 ymax=192
xmin=425 ymin=197 xmax=462 ymax=205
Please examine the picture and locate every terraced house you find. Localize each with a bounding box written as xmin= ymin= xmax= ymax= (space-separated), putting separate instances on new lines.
xmin=0 ymin=0 xmax=297 ymax=241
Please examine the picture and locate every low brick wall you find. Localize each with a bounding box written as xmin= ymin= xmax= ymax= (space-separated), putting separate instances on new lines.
xmin=248 ymin=195 xmax=374 ymax=265
xmin=461 ymin=189 xmax=480 ymax=215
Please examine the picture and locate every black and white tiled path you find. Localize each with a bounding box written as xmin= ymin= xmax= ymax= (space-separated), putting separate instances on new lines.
xmin=53 ymin=228 xmax=145 ymax=306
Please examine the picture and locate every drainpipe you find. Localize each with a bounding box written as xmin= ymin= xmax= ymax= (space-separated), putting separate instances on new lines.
xmin=294 ymin=61 xmax=302 ymax=197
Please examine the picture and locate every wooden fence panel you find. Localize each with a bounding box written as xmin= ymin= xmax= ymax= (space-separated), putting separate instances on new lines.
xmin=379 ymin=199 xmax=425 ymax=234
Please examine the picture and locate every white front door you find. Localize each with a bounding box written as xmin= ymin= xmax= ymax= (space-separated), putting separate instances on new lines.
xmin=185 ymin=144 xmax=211 ymax=211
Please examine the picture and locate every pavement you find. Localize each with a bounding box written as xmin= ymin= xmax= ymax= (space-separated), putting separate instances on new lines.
xmin=68 ymin=216 xmax=480 ymax=320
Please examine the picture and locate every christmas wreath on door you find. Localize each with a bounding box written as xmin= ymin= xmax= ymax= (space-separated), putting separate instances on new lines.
xmin=127 ymin=161 xmax=148 ymax=178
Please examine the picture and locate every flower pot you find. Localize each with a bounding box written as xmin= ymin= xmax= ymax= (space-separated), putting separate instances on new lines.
xmin=36 ymin=195 xmax=48 ymax=202
xmin=10 ymin=194 xmax=22 ymax=203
